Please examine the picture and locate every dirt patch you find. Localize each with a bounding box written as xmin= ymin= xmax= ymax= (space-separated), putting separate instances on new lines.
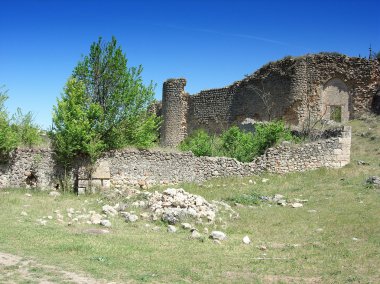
xmin=0 ymin=251 xmax=119 ymax=284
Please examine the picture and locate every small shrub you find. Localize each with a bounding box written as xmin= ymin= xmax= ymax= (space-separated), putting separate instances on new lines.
xmin=225 ymin=191 xmax=262 ymax=205
xmin=179 ymin=129 xmax=213 ymax=157
xmin=252 ymin=121 xmax=294 ymax=156
xmin=218 ymin=126 xmax=255 ymax=162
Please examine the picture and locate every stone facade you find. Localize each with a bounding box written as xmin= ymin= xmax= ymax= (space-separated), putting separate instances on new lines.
xmin=0 ymin=127 xmax=351 ymax=191
xmin=159 ymin=53 xmax=379 ymax=146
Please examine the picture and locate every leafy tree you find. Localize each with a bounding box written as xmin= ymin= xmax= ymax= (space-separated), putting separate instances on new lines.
xmin=0 ymin=86 xmax=41 ymax=161
xmin=11 ymin=108 xmax=42 ymax=147
xmin=71 ymin=36 xmax=160 ymax=149
xmin=0 ymin=88 xmax=17 ymax=160
xmin=52 ymin=78 xmax=105 ymax=169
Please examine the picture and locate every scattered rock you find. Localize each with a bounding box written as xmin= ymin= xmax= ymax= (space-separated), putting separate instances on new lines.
xmin=308 ymin=209 xmax=317 ymax=213
xmin=258 ymin=245 xmax=267 ymax=251
xmin=291 ymin=202 xmax=303 ymax=208
xmin=357 ymin=160 xmax=369 ymax=165
xmin=352 ymin=237 xmax=359 ymax=241
xmin=242 ymin=236 xmax=251 ymax=244
xmin=20 ymin=211 xmax=28 ymax=216
xmin=49 ymin=191 xmax=61 ymax=197
xmin=122 ymin=212 xmax=139 ymax=223
xmin=366 ymin=176 xmax=380 ymax=187
xmin=167 ymin=225 xmax=177 ymax=233
xmin=90 ymin=213 xmax=102 ymax=225
xmin=262 ymin=178 xmax=269 ymax=183
xmin=25 ymin=193 xmax=32 ymax=197
xmin=148 ymin=188 xmax=217 ymax=224
xmin=209 ymin=231 xmax=227 ymax=241
xmin=102 ymin=205 xmax=118 ymax=216
xmin=100 ymin=219 xmax=111 ymax=227
xmin=190 ymin=230 xmax=202 ymax=239
xmin=181 ymin=223 xmax=192 ymax=230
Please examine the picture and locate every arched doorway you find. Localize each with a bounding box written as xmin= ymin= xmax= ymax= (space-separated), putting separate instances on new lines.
xmin=322 ymin=78 xmax=350 ymax=123
xmin=372 ymin=90 xmax=380 ymax=115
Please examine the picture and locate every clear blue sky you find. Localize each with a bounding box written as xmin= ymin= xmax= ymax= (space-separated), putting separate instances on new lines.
xmin=1 ymin=0 xmax=379 ymax=129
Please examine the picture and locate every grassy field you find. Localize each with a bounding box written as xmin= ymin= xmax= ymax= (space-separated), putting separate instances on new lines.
xmin=0 ymin=116 xmax=379 ymax=283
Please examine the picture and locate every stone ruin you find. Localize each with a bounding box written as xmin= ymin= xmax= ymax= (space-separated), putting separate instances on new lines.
xmin=157 ymin=53 xmax=380 ymax=147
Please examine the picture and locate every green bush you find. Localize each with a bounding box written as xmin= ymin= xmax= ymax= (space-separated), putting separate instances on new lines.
xmin=252 ymin=121 xmax=294 ymax=156
xmin=218 ymin=126 xmax=255 ymax=162
xmin=225 ymin=191 xmax=262 ymax=205
xmin=0 ymin=87 xmax=41 ymax=161
xmin=179 ymin=129 xmax=213 ymax=157
xmin=179 ymin=121 xmax=295 ymax=162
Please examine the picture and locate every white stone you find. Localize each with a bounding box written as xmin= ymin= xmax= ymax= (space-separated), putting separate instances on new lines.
xmin=21 ymin=211 xmax=28 ymax=216
xmin=210 ymin=231 xmax=227 ymax=241
xmin=100 ymin=219 xmax=111 ymax=227
xmin=181 ymin=223 xmax=192 ymax=230
xmin=102 ymin=205 xmax=118 ymax=216
xmin=291 ymin=202 xmax=303 ymax=208
xmin=242 ymin=236 xmax=251 ymax=244
xmin=167 ymin=225 xmax=177 ymax=233
xmin=90 ymin=213 xmax=102 ymax=225
xmin=190 ymin=230 xmax=202 ymax=239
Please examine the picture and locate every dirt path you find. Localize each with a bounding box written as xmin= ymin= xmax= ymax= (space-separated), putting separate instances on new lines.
xmin=0 ymin=252 xmax=117 ymax=284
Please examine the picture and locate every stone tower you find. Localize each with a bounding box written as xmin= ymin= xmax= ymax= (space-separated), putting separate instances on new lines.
xmin=160 ymin=78 xmax=188 ymax=147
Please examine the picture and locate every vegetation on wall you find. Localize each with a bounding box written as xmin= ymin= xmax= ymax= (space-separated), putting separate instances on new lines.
xmin=50 ymin=37 xmax=161 ymax=189
xmin=0 ymin=86 xmax=42 ymax=161
xmin=180 ymin=121 xmax=295 ymax=162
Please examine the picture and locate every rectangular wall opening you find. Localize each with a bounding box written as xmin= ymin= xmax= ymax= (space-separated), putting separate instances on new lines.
xmin=330 ymin=105 xmax=342 ymax=122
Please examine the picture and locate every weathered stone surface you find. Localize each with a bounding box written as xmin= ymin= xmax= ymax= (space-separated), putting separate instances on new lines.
xmin=167 ymin=225 xmax=177 ymax=233
xmin=210 ymin=231 xmax=227 ymax=241
xmin=367 ymin=176 xmax=380 ymax=187
xmin=148 ymin=188 xmax=217 ymax=224
xmin=242 ymin=236 xmax=251 ymax=244
xmin=102 ymin=205 xmax=117 ymax=216
xmin=100 ymin=219 xmax=111 ymax=227
xmin=0 ymin=126 xmax=351 ymax=189
xmin=159 ymin=54 xmax=379 ymax=145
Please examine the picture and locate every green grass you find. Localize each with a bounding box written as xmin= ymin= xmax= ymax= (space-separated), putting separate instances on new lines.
xmin=0 ymin=116 xmax=380 ymax=283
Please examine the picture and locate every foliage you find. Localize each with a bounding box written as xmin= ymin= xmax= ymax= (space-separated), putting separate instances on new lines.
xmin=71 ymin=36 xmax=160 ymax=150
xmin=225 ymin=191 xmax=262 ymax=205
xmin=51 ymin=78 xmax=105 ymax=168
xmin=0 ymin=88 xmax=18 ymax=160
xmin=11 ymin=108 xmax=42 ymax=147
xmin=179 ymin=129 xmax=213 ymax=157
xmin=218 ymin=126 xmax=255 ymax=162
xmin=180 ymin=121 xmax=295 ymax=162
xmin=252 ymin=121 xmax=294 ymax=156
xmin=50 ymin=37 xmax=161 ymax=191
xmin=0 ymin=87 xmax=41 ymax=161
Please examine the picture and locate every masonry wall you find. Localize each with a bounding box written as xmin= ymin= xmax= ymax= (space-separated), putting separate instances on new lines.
xmin=0 ymin=127 xmax=351 ymax=190
xmin=160 ymin=54 xmax=379 ymax=146
xmin=160 ymin=78 xmax=188 ymax=147
xmin=187 ymin=86 xmax=236 ymax=134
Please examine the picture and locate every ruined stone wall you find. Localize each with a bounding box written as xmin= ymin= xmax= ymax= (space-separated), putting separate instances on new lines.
xmin=187 ymin=86 xmax=236 ymax=134
xmin=160 ymin=78 xmax=188 ymax=147
xmin=0 ymin=148 xmax=55 ymax=189
xmin=160 ymin=54 xmax=379 ymax=146
xmin=0 ymin=127 xmax=351 ymax=190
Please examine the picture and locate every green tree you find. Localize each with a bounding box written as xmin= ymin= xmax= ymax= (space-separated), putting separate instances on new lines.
xmin=11 ymin=108 xmax=42 ymax=147
xmin=72 ymin=36 xmax=160 ymax=149
xmin=52 ymin=78 xmax=105 ymax=169
xmin=0 ymin=87 xmax=18 ymax=160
